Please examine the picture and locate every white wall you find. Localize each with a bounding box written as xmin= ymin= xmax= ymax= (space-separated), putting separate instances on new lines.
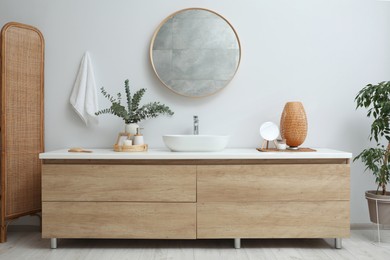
xmin=1 ymin=0 xmax=390 ymax=224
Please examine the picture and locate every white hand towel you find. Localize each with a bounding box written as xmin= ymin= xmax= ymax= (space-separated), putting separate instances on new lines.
xmin=70 ymin=51 xmax=99 ymax=125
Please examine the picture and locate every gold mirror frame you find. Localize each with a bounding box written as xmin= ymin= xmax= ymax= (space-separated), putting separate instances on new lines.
xmin=150 ymin=8 xmax=241 ymax=98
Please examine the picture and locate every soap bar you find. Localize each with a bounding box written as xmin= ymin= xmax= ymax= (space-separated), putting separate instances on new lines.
xmin=123 ymin=140 xmax=132 ymax=146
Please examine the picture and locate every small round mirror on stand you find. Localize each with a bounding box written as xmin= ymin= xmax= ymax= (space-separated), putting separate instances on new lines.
xmin=259 ymin=122 xmax=279 ymax=150
xmin=150 ymin=8 xmax=241 ymax=98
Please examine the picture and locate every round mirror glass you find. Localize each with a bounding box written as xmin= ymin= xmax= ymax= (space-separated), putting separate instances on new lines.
xmin=150 ymin=8 xmax=241 ymax=97
xmin=259 ymin=122 xmax=279 ymax=141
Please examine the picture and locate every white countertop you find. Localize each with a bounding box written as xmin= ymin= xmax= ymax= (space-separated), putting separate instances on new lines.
xmin=39 ymin=148 xmax=352 ymax=160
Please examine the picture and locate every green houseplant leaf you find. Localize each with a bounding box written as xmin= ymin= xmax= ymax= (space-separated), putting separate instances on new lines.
xmin=354 ymin=81 xmax=390 ymax=195
xmin=95 ymin=79 xmax=174 ymax=124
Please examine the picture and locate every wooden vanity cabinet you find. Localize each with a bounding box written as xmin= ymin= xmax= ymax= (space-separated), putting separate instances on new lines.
xmin=41 ymin=158 xmax=350 ymax=247
xmin=42 ymin=164 xmax=197 ymax=239
xmin=197 ymin=164 xmax=350 ymax=238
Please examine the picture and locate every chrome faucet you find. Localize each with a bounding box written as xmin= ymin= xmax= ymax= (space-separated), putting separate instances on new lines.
xmin=193 ymin=115 xmax=199 ymax=135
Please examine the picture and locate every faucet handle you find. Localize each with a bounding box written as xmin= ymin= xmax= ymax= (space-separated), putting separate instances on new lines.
xmin=193 ymin=115 xmax=199 ymax=135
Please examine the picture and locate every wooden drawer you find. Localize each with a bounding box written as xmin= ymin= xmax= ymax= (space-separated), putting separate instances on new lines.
xmin=197 ymin=164 xmax=349 ymax=202
xmin=42 ymin=202 xmax=196 ymax=239
xmin=42 ymin=165 xmax=196 ymax=202
xmin=197 ymin=201 xmax=350 ymax=238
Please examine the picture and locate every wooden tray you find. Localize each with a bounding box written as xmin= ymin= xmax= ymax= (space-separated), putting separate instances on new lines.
xmin=257 ymin=148 xmax=316 ymax=152
xmin=113 ymin=144 xmax=148 ymax=152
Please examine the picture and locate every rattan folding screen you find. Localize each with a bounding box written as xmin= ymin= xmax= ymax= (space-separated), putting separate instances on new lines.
xmin=0 ymin=22 xmax=44 ymax=242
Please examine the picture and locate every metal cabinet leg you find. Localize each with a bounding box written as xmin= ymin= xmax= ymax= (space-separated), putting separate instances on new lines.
xmin=335 ymin=238 xmax=342 ymax=249
xmin=234 ymin=238 xmax=241 ymax=249
xmin=51 ymin=238 xmax=57 ymax=249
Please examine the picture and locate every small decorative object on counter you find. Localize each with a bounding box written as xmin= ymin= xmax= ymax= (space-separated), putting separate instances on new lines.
xmin=116 ymin=133 xmax=132 ymax=146
xmin=114 ymin=143 xmax=148 ymax=152
xmin=95 ymin=79 xmax=174 ymax=135
xmin=68 ymin=147 xmax=93 ymax=153
xmin=123 ymin=139 xmax=132 ymax=146
xmin=133 ymin=128 xmax=144 ymax=145
xmin=276 ymin=139 xmax=287 ymax=150
xmin=257 ymin=147 xmax=316 ymax=152
xmin=259 ymin=122 xmax=279 ymax=149
xmin=113 ymin=132 xmax=147 ymax=152
xmin=280 ymin=101 xmax=307 ymax=149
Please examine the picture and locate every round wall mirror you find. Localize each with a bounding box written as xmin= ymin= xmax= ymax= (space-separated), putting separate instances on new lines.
xmin=150 ymin=8 xmax=241 ymax=98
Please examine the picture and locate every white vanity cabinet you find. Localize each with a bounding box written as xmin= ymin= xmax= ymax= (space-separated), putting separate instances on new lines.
xmin=39 ymin=148 xmax=351 ymax=249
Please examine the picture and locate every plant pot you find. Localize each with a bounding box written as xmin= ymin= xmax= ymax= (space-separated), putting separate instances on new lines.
xmin=125 ymin=123 xmax=139 ymax=135
xmin=366 ymin=190 xmax=390 ymax=224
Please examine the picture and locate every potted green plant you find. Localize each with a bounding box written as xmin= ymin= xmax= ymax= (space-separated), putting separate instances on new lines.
xmin=354 ymin=81 xmax=390 ymax=224
xmin=95 ymin=79 xmax=174 ymax=134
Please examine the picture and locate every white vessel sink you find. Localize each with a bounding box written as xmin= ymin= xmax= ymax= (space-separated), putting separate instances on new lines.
xmin=163 ymin=135 xmax=230 ymax=152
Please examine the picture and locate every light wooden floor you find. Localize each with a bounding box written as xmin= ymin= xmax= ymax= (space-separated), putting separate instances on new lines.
xmin=1 ymin=230 xmax=390 ymax=260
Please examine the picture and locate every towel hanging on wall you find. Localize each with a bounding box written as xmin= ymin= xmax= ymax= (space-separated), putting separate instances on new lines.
xmin=70 ymin=51 xmax=99 ymax=125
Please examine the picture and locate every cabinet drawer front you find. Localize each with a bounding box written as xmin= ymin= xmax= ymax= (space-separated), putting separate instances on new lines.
xmin=42 ymin=165 xmax=196 ymax=202
xmin=197 ymin=201 xmax=350 ymax=238
xmin=198 ymin=164 xmax=349 ymax=202
xmin=42 ymin=202 xmax=196 ymax=239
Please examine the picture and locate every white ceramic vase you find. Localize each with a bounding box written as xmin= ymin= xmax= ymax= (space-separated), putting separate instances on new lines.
xmin=125 ymin=123 xmax=139 ymax=135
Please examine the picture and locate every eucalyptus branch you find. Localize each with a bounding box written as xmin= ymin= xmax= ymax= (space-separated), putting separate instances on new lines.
xmin=95 ymin=108 xmax=113 ymax=116
xmin=124 ymin=79 xmax=132 ymax=117
xmin=95 ymin=79 xmax=174 ymax=125
xmin=117 ymin=92 xmax=121 ymax=105
xmin=131 ymin=88 xmax=146 ymax=114
xmin=100 ymin=87 xmax=116 ymax=103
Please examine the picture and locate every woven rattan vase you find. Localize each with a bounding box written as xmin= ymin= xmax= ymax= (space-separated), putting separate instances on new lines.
xmin=280 ymin=102 xmax=307 ymax=148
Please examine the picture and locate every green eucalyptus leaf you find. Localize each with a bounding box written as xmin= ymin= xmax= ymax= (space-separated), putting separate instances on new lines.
xmin=95 ymin=79 xmax=174 ymax=124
